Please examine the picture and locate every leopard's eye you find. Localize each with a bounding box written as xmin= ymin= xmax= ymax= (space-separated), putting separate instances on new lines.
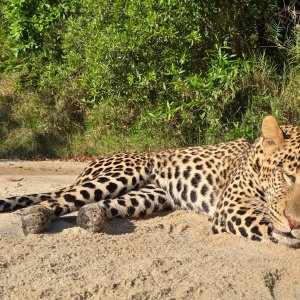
xmin=282 ymin=172 xmax=296 ymax=185
xmin=278 ymin=164 xmax=296 ymax=186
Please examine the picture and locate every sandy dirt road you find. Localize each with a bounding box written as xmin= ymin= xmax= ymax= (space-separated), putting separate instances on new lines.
xmin=1 ymin=160 xmax=300 ymax=300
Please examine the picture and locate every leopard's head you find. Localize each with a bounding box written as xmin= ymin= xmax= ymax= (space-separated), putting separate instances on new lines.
xmin=257 ymin=116 xmax=300 ymax=245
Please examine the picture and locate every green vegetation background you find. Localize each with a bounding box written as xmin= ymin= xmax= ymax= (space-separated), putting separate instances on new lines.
xmin=0 ymin=0 xmax=299 ymax=158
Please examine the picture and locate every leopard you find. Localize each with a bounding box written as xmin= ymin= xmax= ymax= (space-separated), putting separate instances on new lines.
xmin=1 ymin=116 xmax=300 ymax=247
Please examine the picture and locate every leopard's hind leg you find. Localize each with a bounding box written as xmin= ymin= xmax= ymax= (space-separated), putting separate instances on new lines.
xmin=0 ymin=184 xmax=75 ymax=212
xmin=1 ymin=153 xmax=153 ymax=234
xmin=77 ymin=184 xmax=172 ymax=232
xmin=20 ymin=183 xmax=171 ymax=234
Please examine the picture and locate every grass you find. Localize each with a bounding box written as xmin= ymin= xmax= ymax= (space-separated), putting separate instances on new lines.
xmin=1 ymin=60 xmax=300 ymax=160
xmin=0 ymin=76 xmax=180 ymax=158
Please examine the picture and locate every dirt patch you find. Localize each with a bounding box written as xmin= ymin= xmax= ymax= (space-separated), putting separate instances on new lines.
xmin=1 ymin=160 xmax=300 ymax=299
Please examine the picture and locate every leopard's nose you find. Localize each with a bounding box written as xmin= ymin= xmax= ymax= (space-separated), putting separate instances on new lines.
xmin=285 ymin=214 xmax=300 ymax=230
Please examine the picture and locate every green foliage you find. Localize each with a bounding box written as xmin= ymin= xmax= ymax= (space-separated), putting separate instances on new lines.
xmin=1 ymin=0 xmax=78 ymax=57
xmin=0 ymin=0 xmax=299 ymax=158
xmin=0 ymin=0 xmax=79 ymax=79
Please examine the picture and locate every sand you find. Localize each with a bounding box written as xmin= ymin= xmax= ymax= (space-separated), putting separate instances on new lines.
xmin=1 ymin=160 xmax=300 ymax=300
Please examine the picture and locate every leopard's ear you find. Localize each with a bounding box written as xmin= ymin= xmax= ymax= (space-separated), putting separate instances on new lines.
xmin=261 ymin=116 xmax=284 ymax=155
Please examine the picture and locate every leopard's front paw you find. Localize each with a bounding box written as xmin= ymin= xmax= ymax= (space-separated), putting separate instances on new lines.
xmin=77 ymin=203 xmax=106 ymax=233
xmin=21 ymin=205 xmax=52 ymax=234
xmin=272 ymin=229 xmax=300 ymax=248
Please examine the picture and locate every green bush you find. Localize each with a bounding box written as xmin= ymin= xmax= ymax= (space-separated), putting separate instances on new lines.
xmin=0 ymin=0 xmax=79 ymax=61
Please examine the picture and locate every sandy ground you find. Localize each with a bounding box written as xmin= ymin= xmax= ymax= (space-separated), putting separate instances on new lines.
xmin=1 ymin=161 xmax=300 ymax=300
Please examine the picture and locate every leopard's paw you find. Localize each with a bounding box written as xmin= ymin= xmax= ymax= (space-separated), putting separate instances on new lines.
xmin=77 ymin=203 xmax=106 ymax=233
xmin=21 ymin=205 xmax=52 ymax=234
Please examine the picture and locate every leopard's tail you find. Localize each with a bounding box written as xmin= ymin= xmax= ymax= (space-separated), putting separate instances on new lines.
xmin=0 ymin=184 xmax=75 ymax=212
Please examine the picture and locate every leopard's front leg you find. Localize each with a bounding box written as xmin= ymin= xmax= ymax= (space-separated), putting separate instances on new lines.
xmin=211 ymin=205 xmax=273 ymax=242
xmin=211 ymin=200 xmax=300 ymax=247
